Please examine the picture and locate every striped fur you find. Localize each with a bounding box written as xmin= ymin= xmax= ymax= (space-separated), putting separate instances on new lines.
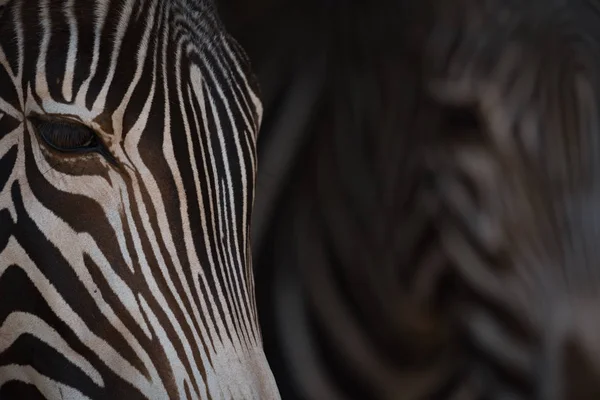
xmin=228 ymin=0 xmax=600 ymax=398
xmin=425 ymin=1 xmax=600 ymax=398
xmin=0 ymin=0 xmax=279 ymax=398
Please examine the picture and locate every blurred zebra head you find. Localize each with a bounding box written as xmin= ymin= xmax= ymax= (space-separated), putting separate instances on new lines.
xmin=0 ymin=0 xmax=279 ymax=398
xmin=425 ymin=1 xmax=600 ymax=398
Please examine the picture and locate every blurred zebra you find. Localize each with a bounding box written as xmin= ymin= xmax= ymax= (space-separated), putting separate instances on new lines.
xmin=222 ymin=0 xmax=600 ymax=399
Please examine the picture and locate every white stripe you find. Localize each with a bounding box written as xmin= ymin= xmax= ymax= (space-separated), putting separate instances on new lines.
xmin=34 ymin=0 xmax=51 ymax=103
xmin=74 ymin=0 xmax=110 ymax=105
xmin=91 ymin=0 xmax=135 ymax=112
xmin=0 ymin=312 xmax=104 ymax=387
xmin=0 ymin=96 xmax=21 ymax=121
xmin=0 ymin=125 xmax=21 ymax=222
xmin=12 ymin=0 xmax=24 ymax=109
xmin=0 ymin=365 xmax=92 ymax=400
xmin=0 ymin=124 xmax=18 ymax=159
xmin=62 ymin=0 xmax=78 ymax=102
xmin=0 ymin=45 xmax=17 ymax=81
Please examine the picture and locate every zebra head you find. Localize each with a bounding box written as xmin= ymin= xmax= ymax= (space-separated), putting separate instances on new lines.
xmin=425 ymin=1 xmax=600 ymax=399
xmin=0 ymin=0 xmax=279 ymax=399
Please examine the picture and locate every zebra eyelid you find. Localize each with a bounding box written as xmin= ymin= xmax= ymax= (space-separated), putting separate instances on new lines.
xmin=28 ymin=112 xmax=88 ymax=129
xmin=27 ymin=114 xmax=118 ymax=165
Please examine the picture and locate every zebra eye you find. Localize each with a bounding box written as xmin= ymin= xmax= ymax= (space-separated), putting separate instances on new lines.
xmin=30 ymin=116 xmax=99 ymax=153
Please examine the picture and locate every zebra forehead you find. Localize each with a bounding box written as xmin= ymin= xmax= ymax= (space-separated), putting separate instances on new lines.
xmin=4 ymin=0 xmax=223 ymax=36
xmin=0 ymin=0 xmax=222 ymax=62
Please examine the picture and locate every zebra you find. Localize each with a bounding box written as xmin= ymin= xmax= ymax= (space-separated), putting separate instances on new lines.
xmin=425 ymin=1 xmax=600 ymax=398
xmin=0 ymin=0 xmax=280 ymax=399
xmin=223 ymin=0 xmax=600 ymax=399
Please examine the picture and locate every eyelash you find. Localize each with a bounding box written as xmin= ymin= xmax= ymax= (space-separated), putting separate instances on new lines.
xmin=29 ymin=115 xmax=116 ymax=164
